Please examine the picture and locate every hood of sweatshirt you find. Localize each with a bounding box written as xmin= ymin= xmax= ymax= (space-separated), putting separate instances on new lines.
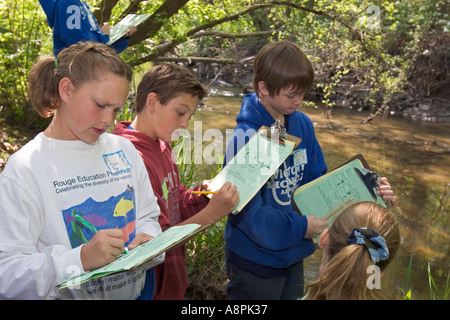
xmin=235 ymin=92 xmax=279 ymax=130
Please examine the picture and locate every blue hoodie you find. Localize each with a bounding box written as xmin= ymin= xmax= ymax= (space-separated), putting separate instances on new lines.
xmin=224 ymin=92 xmax=328 ymax=274
xmin=39 ymin=0 xmax=129 ymax=56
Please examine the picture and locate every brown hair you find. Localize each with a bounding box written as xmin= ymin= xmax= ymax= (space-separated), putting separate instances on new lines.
xmin=305 ymin=201 xmax=400 ymax=300
xmin=253 ymin=40 xmax=314 ymax=98
xmin=134 ymin=63 xmax=206 ymax=113
xmin=28 ymin=42 xmax=132 ymax=118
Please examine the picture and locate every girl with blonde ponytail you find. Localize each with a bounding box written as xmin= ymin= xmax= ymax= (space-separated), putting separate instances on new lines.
xmin=305 ymin=201 xmax=400 ymax=300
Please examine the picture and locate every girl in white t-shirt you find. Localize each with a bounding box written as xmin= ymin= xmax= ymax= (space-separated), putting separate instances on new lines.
xmin=0 ymin=42 xmax=163 ymax=299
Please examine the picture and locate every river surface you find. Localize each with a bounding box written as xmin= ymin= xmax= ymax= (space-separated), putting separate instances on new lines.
xmin=187 ymin=91 xmax=449 ymax=300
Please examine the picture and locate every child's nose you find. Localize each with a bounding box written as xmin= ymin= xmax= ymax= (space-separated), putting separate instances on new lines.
xmin=102 ymin=108 xmax=116 ymax=126
xmin=293 ymin=96 xmax=304 ymax=107
xmin=180 ymin=116 xmax=189 ymax=129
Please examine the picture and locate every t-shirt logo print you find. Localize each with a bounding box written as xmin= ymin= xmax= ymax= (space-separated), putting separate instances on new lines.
xmin=63 ymin=188 xmax=136 ymax=248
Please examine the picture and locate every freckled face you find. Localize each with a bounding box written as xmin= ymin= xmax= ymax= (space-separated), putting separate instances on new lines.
xmin=48 ymin=72 xmax=130 ymax=144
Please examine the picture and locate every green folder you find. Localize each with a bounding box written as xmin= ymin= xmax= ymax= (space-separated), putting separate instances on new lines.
xmin=58 ymin=223 xmax=204 ymax=289
xmin=291 ymin=154 xmax=386 ymax=223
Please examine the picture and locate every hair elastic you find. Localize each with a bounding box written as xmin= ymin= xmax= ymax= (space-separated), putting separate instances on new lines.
xmin=55 ymin=58 xmax=58 ymax=68
xmin=347 ymin=228 xmax=389 ymax=264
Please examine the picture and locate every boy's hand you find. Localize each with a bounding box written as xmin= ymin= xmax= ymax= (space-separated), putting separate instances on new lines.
xmin=124 ymin=26 xmax=137 ymax=37
xmin=304 ymin=216 xmax=328 ymax=239
xmin=204 ymin=182 xmax=239 ymax=223
xmin=100 ymin=22 xmax=110 ymax=35
xmin=80 ymin=229 xmax=124 ymax=271
xmin=200 ymin=179 xmax=212 ymax=191
xmin=377 ymin=177 xmax=396 ymax=206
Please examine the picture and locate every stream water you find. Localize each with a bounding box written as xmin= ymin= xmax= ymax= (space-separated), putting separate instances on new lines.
xmin=188 ymin=92 xmax=449 ymax=300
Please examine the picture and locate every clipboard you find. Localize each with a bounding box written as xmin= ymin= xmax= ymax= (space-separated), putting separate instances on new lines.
xmin=261 ymin=125 xmax=302 ymax=148
xmin=58 ymin=223 xmax=207 ymax=289
xmin=106 ymin=14 xmax=150 ymax=45
xmin=291 ymin=154 xmax=386 ymax=221
xmin=208 ymin=125 xmax=301 ymax=214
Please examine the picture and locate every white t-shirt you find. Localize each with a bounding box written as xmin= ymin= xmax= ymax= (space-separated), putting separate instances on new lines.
xmin=0 ymin=133 xmax=163 ymax=299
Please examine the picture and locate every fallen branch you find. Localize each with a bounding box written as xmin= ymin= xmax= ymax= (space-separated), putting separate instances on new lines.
xmin=145 ymin=55 xmax=240 ymax=65
xmin=361 ymin=103 xmax=387 ymax=124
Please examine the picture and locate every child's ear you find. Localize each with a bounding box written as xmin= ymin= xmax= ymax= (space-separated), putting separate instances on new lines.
xmin=145 ymin=92 xmax=158 ymax=113
xmin=257 ymin=81 xmax=269 ymax=96
xmin=58 ymin=77 xmax=73 ymax=103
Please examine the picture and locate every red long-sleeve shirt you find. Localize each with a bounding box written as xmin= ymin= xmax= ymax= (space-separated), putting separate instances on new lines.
xmin=113 ymin=121 xmax=208 ymax=299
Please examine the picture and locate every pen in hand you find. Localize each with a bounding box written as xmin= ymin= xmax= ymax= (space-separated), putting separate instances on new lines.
xmin=75 ymin=214 xmax=127 ymax=256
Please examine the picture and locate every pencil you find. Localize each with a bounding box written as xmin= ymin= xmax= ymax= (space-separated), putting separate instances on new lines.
xmin=325 ymin=198 xmax=353 ymax=221
xmin=190 ymin=191 xmax=218 ymax=195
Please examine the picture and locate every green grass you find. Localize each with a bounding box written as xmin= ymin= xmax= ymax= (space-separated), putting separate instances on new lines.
xmin=400 ymin=255 xmax=450 ymax=300
xmin=171 ymin=136 xmax=227 ymax=284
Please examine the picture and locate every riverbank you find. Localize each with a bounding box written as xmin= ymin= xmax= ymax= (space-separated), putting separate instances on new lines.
xmin=194 ymin=33 xmax=449 ymax=124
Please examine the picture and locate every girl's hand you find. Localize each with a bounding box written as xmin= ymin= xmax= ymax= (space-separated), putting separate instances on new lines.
xmin=127 ymin=232 xmax=153 ymax=250
xmin=377 ymin=177 xmax=396 ymax=206
xmin=80 ymin=229 xmax=124 ymax=271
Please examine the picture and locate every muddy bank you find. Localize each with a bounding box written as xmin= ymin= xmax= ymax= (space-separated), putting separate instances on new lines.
xmin=191 ymin=33 xmax=449 ymax=123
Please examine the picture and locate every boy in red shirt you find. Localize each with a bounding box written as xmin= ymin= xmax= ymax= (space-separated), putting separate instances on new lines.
xmin=113 ymin=63 xmax=239 ymax=299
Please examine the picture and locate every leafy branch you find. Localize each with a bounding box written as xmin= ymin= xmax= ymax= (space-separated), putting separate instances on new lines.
xmin=118 ymin=0 xmax=387 ymax=67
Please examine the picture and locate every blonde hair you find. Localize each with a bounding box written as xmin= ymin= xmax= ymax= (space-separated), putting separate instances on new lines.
xmin=28 ymin=42 xmax=132 ymax=118
xmin=305 ymin=201 xmax=400 ymax=300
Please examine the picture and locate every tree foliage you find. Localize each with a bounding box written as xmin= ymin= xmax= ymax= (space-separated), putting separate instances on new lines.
xmin=0 ymin=1 xmax=52 ymax=127
xmin=0 ymin=0 xmax=448 ymax=127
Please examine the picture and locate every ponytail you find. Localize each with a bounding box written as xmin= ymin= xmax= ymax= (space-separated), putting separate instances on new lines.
xmin=305 ymin=201 xmax=400 ymax=300
xmin=27 ymin=56 xmax=60 ymax=118
xmin=306 ymin=244 xmax=373 ymax=300
xmin=27 ymin=42 xmax=132 ymax=118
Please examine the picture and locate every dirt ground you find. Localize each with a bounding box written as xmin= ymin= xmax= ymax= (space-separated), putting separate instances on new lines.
xmin=0 ymin=117 xmax=36 ymax=173
xmin=185 ymin=269 xmax=228 ymax=300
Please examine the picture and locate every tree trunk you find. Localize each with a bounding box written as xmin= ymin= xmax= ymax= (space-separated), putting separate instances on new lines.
xmin=128 ymin=0 xmax=190 ymax=46
xmin=93 ymin=0 xmax=119 ymax=25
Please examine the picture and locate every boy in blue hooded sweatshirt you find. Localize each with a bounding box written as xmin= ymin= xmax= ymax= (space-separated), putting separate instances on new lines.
xmin=223 ymin=40 xmax=396 ymax=300
xmin=39 ymin=0 xmax=136 ymax=56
